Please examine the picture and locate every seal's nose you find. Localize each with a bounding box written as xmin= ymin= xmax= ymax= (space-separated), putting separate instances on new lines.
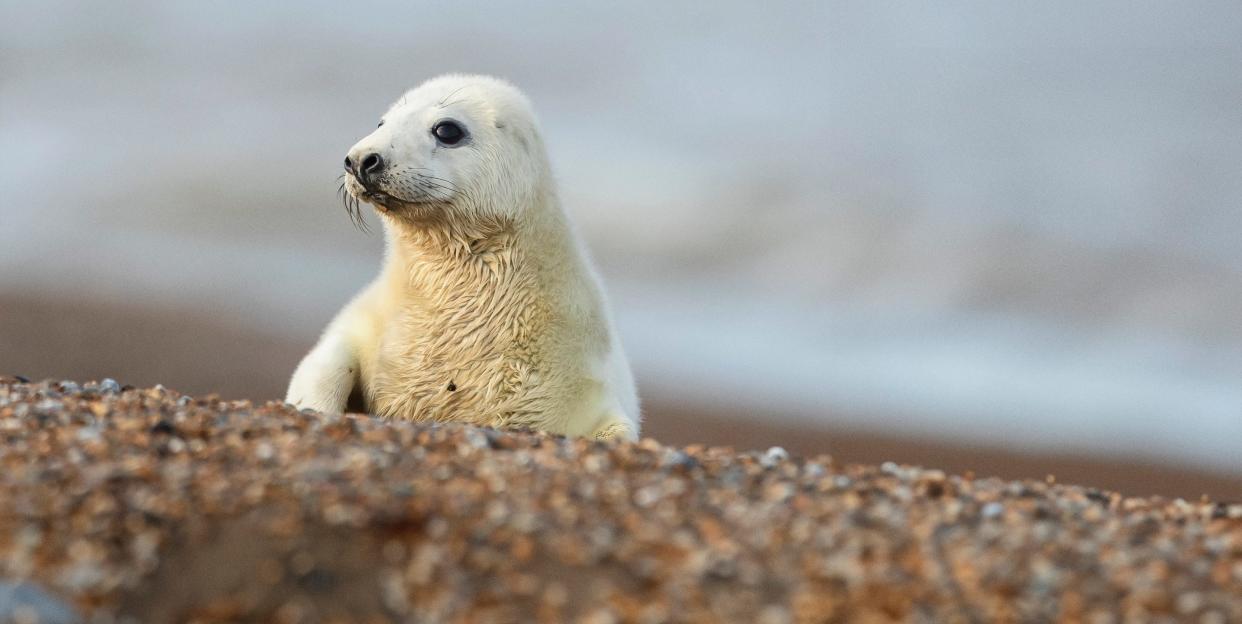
xmin=344 ymin=152 xmax=385 ymax=185
xmin=361 ymin=153 xmax=384 ymax=177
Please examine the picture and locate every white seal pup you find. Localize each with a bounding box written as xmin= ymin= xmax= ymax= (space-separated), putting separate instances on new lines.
xmin=286 ymin=74 xmax=640 ymax=440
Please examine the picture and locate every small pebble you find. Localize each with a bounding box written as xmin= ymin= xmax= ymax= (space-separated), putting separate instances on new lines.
xmin=761 ymin=446 xmax=789 ymax=467
xmin=150 ymin=420 xmax=176 ymax=435
xmin=661 ymin=449 xmax=698 ymax=470
xmin=803 ymin=462 xmax=826 ymax=479
xmin=982 ymin=502 xmax=1005 ymax=519
xmin=0 ymin=582 xmax=80 ymax=624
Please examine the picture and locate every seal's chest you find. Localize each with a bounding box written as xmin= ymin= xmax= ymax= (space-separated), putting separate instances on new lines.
xmin=365 ymin=299 xmax=550 ymax=424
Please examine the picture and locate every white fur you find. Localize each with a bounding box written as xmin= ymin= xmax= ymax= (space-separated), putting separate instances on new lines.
xmin=286 ymin=74 xmax=640 ymax=440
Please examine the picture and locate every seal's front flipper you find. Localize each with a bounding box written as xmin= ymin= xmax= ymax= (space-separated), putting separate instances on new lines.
xmin=591 ymin=416 xmax=638 ymax=442
xmin=285 ymin=332 xmax=358 ymax=414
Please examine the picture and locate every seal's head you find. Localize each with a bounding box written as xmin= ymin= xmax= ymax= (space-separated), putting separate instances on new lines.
xmin=342 ymin=74 xmax=550 ymax=228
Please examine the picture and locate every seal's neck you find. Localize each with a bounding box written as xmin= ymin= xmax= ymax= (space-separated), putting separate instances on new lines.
xmin=377 ymin=199 xmax=577 ymax=309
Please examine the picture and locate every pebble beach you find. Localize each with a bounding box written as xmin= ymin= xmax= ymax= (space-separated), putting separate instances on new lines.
xmin=1 ymin=378 xmax=1239 ymax=623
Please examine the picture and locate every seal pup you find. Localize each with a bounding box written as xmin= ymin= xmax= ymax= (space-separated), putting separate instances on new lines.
xmin=286 ymin=74 xmax=640 ymax=440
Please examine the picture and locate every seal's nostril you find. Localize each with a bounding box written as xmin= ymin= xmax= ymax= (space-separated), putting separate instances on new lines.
xmin=344 ymin=156 xmax=354 ymax=173
xmin=361 ymin=153 xmax=383 ymax=175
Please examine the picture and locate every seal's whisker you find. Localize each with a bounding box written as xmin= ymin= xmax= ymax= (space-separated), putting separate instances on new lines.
xmin=336 ymin=180 xmax=369 ymax=233
xmin=415 ymin=179 xmax=460 ymax=203
xmin=407 ymin=168 xmax=461 ymax=188
xmin=382 ymin=165 xmax=469 ymax=204
xmin=410 ymin=172 xmax=463 ymax=195
xmin=436 ymin=85 xmax=470 ymax=108
xmin=356 ymin=198 xmax=371 ymax=233
xmin=423 ymin=176 xmax=462 ymax=192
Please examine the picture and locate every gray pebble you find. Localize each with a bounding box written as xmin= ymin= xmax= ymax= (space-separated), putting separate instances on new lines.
xmin=765 ymin=446 xmax=789 ymax=461
xmin=462 ymin=428 xmax=489 ymax=449
xmin=982 ymin=502 xmax=1005 ymax=519
xmin=661 ymin=449 xmax=698 ymax=470
xmin=34 ymin=399 xmax=63 ymax=415
xmin=760 ymin=446 xmax=789 ymax=468
xmin=0 ymin=581 xmax=80 ymax=624
xmin=803 ymin=462 xmax=827 ymax=479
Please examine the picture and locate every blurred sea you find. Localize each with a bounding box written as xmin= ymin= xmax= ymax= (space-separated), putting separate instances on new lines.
xmin=2 ymin=2 xmax=1240 ymax=475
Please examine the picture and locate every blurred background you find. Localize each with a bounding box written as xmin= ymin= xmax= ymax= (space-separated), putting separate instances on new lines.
xmin=2 ymin=1 xmax=1240 ymax=498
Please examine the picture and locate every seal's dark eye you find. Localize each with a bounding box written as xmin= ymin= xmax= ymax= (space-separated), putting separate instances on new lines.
xmin=432 ymin=120 xmax=466 ymax=146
